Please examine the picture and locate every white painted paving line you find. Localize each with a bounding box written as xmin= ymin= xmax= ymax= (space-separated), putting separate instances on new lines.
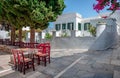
xmin=0 ymin=68 xmax=12 ymax=74
xmin=54 ymin=55 xmax=87 ymax=78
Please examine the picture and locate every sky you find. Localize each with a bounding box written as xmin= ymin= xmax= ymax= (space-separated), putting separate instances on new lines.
xmin=49 ymin=0 xmax=109 ymax=28
xmin=63 ymin=0 xmax=109 ymax=18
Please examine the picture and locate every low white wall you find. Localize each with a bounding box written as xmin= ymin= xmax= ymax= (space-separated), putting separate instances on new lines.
xmin=50 ymin=37 xmax=95 ymax=49
xmin=40 ymin=31 xmax=95 ymax=50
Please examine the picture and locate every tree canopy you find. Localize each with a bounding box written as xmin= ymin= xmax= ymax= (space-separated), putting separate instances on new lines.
xmin=0 ymin=0 xmax=65 ymax=30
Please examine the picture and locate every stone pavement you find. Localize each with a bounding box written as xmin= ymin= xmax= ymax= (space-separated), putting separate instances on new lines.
xmin=0 ymin=51 xmax=11 ymax=72
xmin=0 ymin=48 xmax=120 ymax=78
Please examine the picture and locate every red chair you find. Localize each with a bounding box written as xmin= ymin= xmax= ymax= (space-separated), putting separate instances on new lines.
xmin=44 ymin=45 xmax=51 ymax=63
xmin=11 ymin=49 xmax=19 ymax=70
xmin=24 ymin=43 xmax=29 ymax=48
xmin=35 ymin=43 xmax=50 ymax=66
xmin=17 ymin=51 xmax=35 ymax=74
xmin=29 ymin=43 xmax=35 ymax=48
xmin=44 ymin=42 xmax=50 ymax=46
xmin=13 ymin=41 xmax=21 ymax=47
xmin=44 ymin=43 xmax=51 ymax=63
xmin=0 ymin=39 xmax=3 ymax=44
xmin=35 ymin=45 xmax=45 ymax=65
xmin=36 ymin=43 xmax=44 ymax=48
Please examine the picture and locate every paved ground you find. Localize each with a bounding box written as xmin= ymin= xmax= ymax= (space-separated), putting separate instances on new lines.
xmin=0 ymin=51 xmax=11 ymax=72
xmin=0 ymin=48 xmax=120 ymax=78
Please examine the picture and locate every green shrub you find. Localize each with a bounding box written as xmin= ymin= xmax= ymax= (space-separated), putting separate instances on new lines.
xmin=61 ymin=32 xmax=68 ymax=37
xmin=88 ymin=25 xmax=96 ymax=37
xmin=45 ymin=32 xmax=52 ymax=40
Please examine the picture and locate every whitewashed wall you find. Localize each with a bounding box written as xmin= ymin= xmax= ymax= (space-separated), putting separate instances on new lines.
xmin=0 ymin=30 xmax=9 ymax=39
xmin=89 ymin=18 xmax=118 ymax=50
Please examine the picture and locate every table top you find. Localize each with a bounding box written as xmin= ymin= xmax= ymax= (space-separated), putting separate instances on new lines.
xmin=16 ymin=48 xmax=38 ymax=51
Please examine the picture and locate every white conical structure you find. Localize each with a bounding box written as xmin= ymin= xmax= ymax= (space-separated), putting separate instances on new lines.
xmin=109 ymin=10 xmax=120 ymax=35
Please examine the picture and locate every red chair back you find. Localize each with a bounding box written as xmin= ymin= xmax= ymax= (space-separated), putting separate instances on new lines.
xmin=43 ymin=45 xmax=49 ymax=53
xmin=17 ymin=51 xmax=25 ymax=64
xmin=36 ymin=43 xmax=50 ymax=54
xmin=11 ymin=49 xmax=19 ymax=65
xmin=36 ymin=43 xmax=44 ymax=48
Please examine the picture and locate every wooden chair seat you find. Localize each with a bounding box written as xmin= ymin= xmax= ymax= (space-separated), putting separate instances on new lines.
xmin=21 ymin=58 xmax=32 ymax=62
xmin=35 ymin=52 xmax=48 ymax=56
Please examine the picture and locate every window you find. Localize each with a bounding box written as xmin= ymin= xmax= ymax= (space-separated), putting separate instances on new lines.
xmin=84 ymin=23 xmax=87 ymax=30
xmin=67 ymin=23 xmax=71 ymax=30
xmin=55 ymin=24 xmax=61 ymax=31
xmin=84 ymin=23 xmax=90 ymax=30
xmin=62 ymin=23 xmax=66 ymax=30
xmin=78 ymin=23 xmax=81 ymax=30
xmin=67 ymin=22 xmax=74 ymax=30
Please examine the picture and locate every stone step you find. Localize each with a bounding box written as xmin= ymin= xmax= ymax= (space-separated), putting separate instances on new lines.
xmin=113 ymin=71 xmax=120 ymax=78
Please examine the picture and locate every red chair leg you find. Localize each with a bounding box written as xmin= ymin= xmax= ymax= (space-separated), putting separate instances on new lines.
xmin=49 ymin=57 xmax=50 ymax=63
xmin=19 ymin=64 xmax=22 ymax=72
xmin=27 ymin=63 xmax=29 ymax=69
xmin=44 ymin=57 xmax=46 ymax=66
xmin=14 ymin=65 xmax=17 ymax=70
xmin=32 ymin=61 xmax=35 ymax=71
xmin=37 ymin=56 xmax=40 ymax=65
xmin=23 ymin=64 xmax=25 ymax=74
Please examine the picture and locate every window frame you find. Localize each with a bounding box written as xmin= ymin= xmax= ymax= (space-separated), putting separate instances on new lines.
xmin=67 ymin=22 xmax=74 ymax=30
xmin=55 ymin=24 xmax=61 ymax=31
xmin=84 ymin=22 xmax=90 ymax=31
xmin=62 ymin=23 xmax=66 ymax=30
xmin=78 ymin=23 xmax=81 ymax=31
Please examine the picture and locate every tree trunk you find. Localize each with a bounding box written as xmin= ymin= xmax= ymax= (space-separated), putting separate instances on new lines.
xmin=18 ymin=28 xmax=22 ymax=42
xmin=11 ymin=26 xmax=15 ymax=45
xmin=38 ymin=32 xmax=42 ymax=43
xmin=30 ymin=27 xmax=35 ymax=43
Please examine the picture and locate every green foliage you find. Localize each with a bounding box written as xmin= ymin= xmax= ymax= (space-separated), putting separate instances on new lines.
xmin=15 ymin=30 xmax=28 ymax=41
xmin=88 ymin=25 xmax=96 ymax=37
xmin=0 ymin=0 xmax=65 ymax=30
xmin=61 ymin=32 xmax=68 ymax=37
xmin=35 ymin=28 xmax=42 ymax=32
xmin=45 ymin=32 xmax=52 ymax=40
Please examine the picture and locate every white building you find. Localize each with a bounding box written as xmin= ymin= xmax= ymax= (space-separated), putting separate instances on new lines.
xmin=54 ymin=11 xmax=120 ymax=37
xmin=54 ymin=13 xmax=96 ymax=37
xmin=0 ymin=24 xmax=9 ymax=39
